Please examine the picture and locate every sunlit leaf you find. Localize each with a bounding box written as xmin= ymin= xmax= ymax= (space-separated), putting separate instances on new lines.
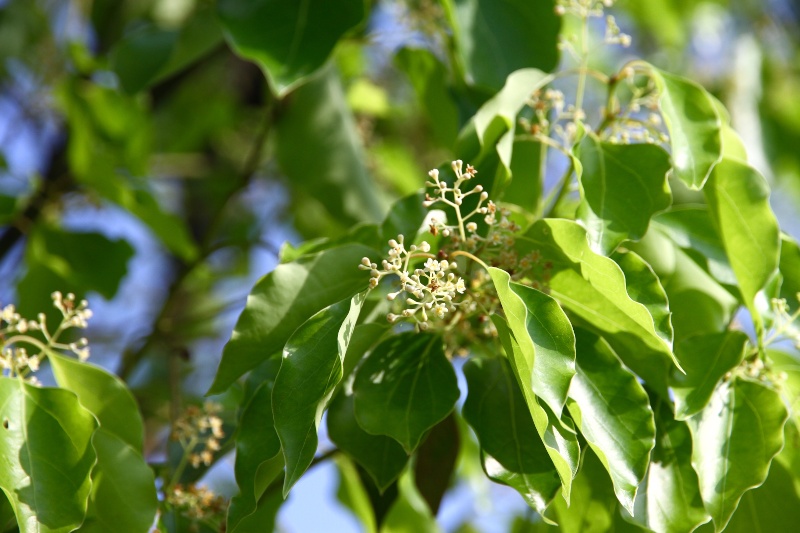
xmin=688 ymin=378 xmax=788 ymax=531
xmin=272 ymin=293 xmax=365 ymax=495
xmin=463 ymin=357 xmax=561 ymax=514
xmin=648 ymin=66 xmax=723 ymax=189
xmin=0 ymin=378 xmax=97 ymax=533
xmin=576 ymin=135 xmax=672 ymax=254
xmin=380 ymin=471 xmax=442 ymax=533
xmin=353 ymin=333 xmax=459 ymax=454
xmin=209 ymin=244 xmax=376 ymax=394
xmin=567 ymin=329 xmax=655 ymax=513
xmin=671 ymin=332 xmax=748 ymax=420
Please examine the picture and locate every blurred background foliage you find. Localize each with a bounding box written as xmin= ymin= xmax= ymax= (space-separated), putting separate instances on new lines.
xmin=0 ymin=0 xmax=799 ymax=531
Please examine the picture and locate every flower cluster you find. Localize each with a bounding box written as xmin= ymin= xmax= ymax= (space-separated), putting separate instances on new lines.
xmin=171 ymin=402 xmax=225 ymax=468
xmin=165 ymin=483 xmax=226 ymax=523
xmin=1 ymin=292 xmax=92 ymax=382
xmin=555 ymin=0 xmax=614 ymax=18
xmin=766 ymin=296 xmax=800 ymax=350
xmin=423 ymin=160 xmax=490 ymax=242
xmin=520 ymin=88 xmax=586 ymax=149
xmin=360 ymin=236 xmax=468 ymax=329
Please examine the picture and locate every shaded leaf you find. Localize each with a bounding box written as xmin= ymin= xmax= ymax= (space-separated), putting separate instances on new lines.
xmin=327 ymin=391 xmax=408 ymax=493
xmin=380 ymin=471 xmax=442 ymax=533
xmin=504 ymin=138 xmax=543 ymax=213
xmin=671 ymin=332 xmax=748 ymax=420
xmin=723 ymin=459 xmax=800 ymax=532
xmin=488 ymin=267 xmax=575 ymax=415
xmin=624 ymin=398 xmax=709 ymax=533
xmin=227 ymin=356 xmax=283 ymax=533
xmin=353 ymin=333 xmax=459 ymax=453
xmin=80 ymin=429 xmax=158 ymax=533
xmin=547 ymin=449 xmax=617 ymax=533
xmin=567 ymin=329 xmax=656 ymax=513
xmin=649 ymin=66 xmax=723 ymax=189
xmin=688 ymin=378 xmax=788 ymax=531
xmin=442 ymin=0 xmax=560 ymax=91
xmin=413 ymin=413 xmax=459 ymax=515
xmin=0 ymin=378 xmax=97 ymax=533
xmin=272 ymin=293 xmax=365 ymax=495
xmin=209 ymin=243 xmax=376 ymax=394
xmin=274 ymin=65 xmax=386 ymax=235
xmin=576 ymin=135 xmax=672 ymax=254
xmin=336 ymin=455 xmax=377 ymax=533
xmin=218 ymin=0 xmax=365 ymax=94
xmin=463 ymin=357 xmax=561 ymax=514
xmin=704 ymin=158 xmax=780 ymax=312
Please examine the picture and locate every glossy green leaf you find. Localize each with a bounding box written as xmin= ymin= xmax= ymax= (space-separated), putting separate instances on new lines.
xmin=492 ymin=316 xmax=580 ymax=500
xmin=327 ymin=390 xmax=408 ymax=492
xmin=228 ymin=356 xmax=283 ymax=533
xmin=624 ymin=398 xmax=709 ymax=533
xmin=353 ymin=333 xmax=459 ymax=453
xmin=336 ymin=455 xmax=377 ymax=533
xmin=394 ymin=47 xmax=459 ymax=148
xmin=80 ymin=429 xmax=158 ymax=533
xmin=576 ymin=135 xmax=672 ymax=254
xmin=671 ymin=332 xmax=748 ymax=420
xmin=272 ymin=293 xmax=365 ymax=495
xmin=704 ymin=158 xmax=780 ymax=312
xmin=779 ymin=234 xmax=800 ymax=311
xmin=518 ymin=219 xmax=679 ymax=393
xmin=0 ymin=378 xmax=97 ymax=533
xmin=653 ymin=206 xmax=736 ymax=286
xmin=723 ymin=459 xmax=800 ymax=532
xmin=611 ymin=250 xmax=673 ymax=347
xmin=567 ymin=329 xmax=656 ymax=513
xmin=547 ymin=449 xmax=617 ymax=533
xmin=488 ymin=268 xmax=575 ymax=415
xmin=442 ymin=0 xmax=560 ymax=91
xmin=688 ymin=378 xmax=788 ymax=531
xmin=218 ymin=0 xmax=365 ymax=94
xmin=274 ymin=65 xmax=386 ymax=235
xmin=463 ymin=357 xmax=561 ymax=514
xmin=649 ymin=66 xmax=723 ymax=189
xmin=629 ymin=228 xmax=738 ymax=344
xmin=49 ymin=352 xmax=143 ymax=451
xmin=209 ymin=243 xmax=376 ymax=394
xmin=380 ymin=471 xmax=442 ymax=533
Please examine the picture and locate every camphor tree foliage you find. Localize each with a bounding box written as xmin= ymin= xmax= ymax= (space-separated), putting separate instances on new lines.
xmin=1 ymin=0 xmax=800 ymax=531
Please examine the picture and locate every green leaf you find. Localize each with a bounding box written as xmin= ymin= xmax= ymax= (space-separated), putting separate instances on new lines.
xmin=504 ymin=138 xmax=543 ymax=214
xmin=272 ymin=293 xmax=365 ymax=495
xmin=671 ymin=332 xmax=748 ymax=420
xmin=687 ymin=378 xmax=788 ymax=531
xmin=274 ymin=65 xmax=386 ymax=233
xmin=488 ymin=268 xmax=575 ymax=415
xmin=218 ymin=0 xmax=365 ymax=95
xmin=49 ymin=352 xmax=144 ymax=451
xmin=380 ymin=471 xmax=442 ymax=533
xmin=209 ymin=243 xmax=376 ymax=394
xmin=547 ymin=449 xmax=617 ymax=533
xmin=442 ymin=0 xmax=560 ymax=91
xmin=723 ymin=459 xmax=800 ymax=532
xmin=228 ymin=356 xmax=283 ymax=533
xmin=0 ymin=378 xmax=97 ymax=533
xmin=353 ymin=333 xmax=459 ymax=453
xmin=380 ymin=191 xmax=429 ymax=245
xmin=111 ymin=24 xmax=178 ymax=94
xmin=518 ymin=219 xmax=679 ymax=394
xmin=492 ymin=316 xmax=580 ymax=501
xmin=336 ymin=455 xmax=377 ymax=533
xmin=327 ymin=390 xmax=408 ymax=492
xmin=463 ymin=357 xmax=561 ymax=514
xmin=648 ymin=66 xmax=723 ymax=189
xmin=80 ymin=429 xmax=158 ymax=533
xmin=394 ymin=47 xmax=459 ymax=148
xmin=413 ymin=414 xmax=459 ymax=514
xmin=624 ymin=398 xmax=709 ymax=533
xmin=704 ymin=158 xmax=780 ymax=312
xmin=575 ymin=135 xmax=672 ymax=254
xmin=567 ymin=329 xmax=656 ymax=513
xmin=628 ymin=228 xmax=738 ymax=344
xmin=611 ymin=250 xmax=673 ymax=347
